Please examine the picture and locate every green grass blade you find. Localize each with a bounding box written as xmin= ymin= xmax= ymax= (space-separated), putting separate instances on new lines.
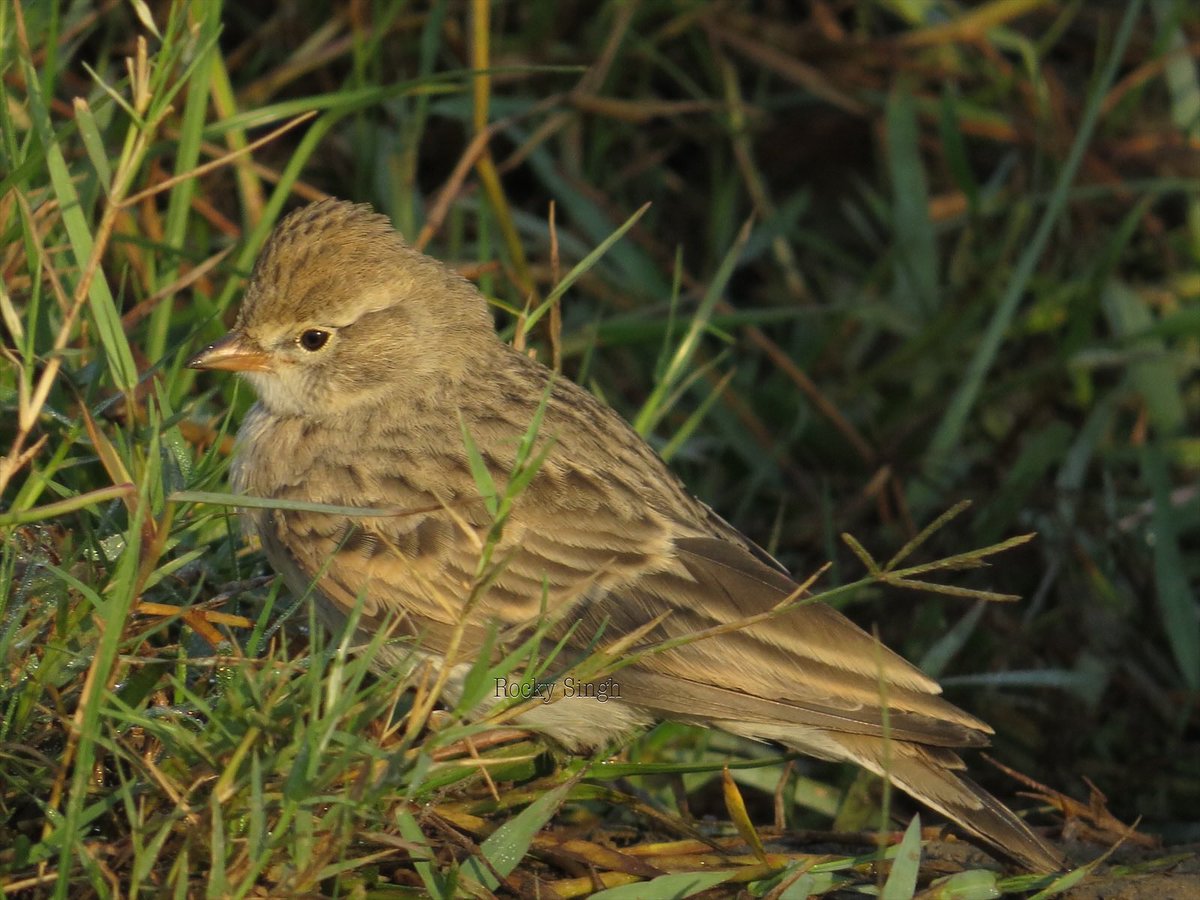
xmin=633 ymin=221 xmax=750 ymax=436
xmin=881 ymin=815 xmax=922 ymax=900
xmin=1142 ymin=443 xmax=1200 ymax=690
xmin=459 ymin=780 xmax=574 ymax=889
xmin=19 ymin=45 xmax=138 ymax=393
xmin=590 ymin=871 xmax=734 ymax=899
xmin=915 ymin=0 xmax=1145 ymax=510
xmin=888 ymin=83 xmax=939 ymax=322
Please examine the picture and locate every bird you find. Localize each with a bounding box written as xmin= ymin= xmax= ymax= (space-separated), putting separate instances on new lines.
xmin=188 ymin=198 xmax=1064 ymax=872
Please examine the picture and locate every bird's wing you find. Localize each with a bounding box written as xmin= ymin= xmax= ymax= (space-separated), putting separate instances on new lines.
xmin=564 ymin=534 xmax=993 ymax=747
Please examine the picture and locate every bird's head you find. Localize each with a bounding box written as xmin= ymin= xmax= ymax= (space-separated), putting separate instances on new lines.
xmin=188 ymin=199 xmax=495 ymax=418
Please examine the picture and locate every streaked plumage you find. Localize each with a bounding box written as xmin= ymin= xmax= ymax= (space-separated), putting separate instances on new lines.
xmin=189 ymin=199 xmax=1063 ymax=872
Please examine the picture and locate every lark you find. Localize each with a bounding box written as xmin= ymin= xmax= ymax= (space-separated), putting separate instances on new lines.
xmin=189 ymin=199 xmax=1063 ymax=871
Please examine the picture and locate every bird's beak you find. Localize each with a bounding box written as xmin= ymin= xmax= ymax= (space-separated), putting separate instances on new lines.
xmin=187 ymin=331 xmax=274 ymax=373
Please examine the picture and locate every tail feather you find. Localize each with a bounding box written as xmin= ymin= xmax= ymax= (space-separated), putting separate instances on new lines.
xmin=730 ymin=723 xmax=1064 ymax=872
xmin=839 ymin=737 xmax=1065 ymax=873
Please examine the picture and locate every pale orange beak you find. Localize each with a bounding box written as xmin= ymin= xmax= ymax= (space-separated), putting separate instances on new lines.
xmin=187 ymin=331 xmax=274 ymax=373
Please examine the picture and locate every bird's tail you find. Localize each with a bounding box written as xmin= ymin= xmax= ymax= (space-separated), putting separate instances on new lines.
xmin=827 ymin=734 xmax=1065 ymax=873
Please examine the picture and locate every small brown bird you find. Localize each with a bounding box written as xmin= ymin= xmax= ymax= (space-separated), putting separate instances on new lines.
xmin=189 ymin=199 xmax=1063 ymax=872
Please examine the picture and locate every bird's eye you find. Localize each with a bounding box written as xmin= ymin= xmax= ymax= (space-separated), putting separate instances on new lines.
xmin=297 ymin=329 xmax=330 ymax=352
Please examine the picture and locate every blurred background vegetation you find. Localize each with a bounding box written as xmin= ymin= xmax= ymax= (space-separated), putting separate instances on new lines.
xmin=2 ymin=0 xmax=1198 ymax=895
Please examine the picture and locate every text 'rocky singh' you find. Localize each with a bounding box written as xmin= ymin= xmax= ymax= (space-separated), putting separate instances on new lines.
xmin=494 ymin=677 xmax=621 ymax=704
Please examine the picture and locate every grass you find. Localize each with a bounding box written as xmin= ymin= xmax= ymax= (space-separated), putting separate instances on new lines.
xmin=2 ymin=0 xmax=1199 ymax=896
